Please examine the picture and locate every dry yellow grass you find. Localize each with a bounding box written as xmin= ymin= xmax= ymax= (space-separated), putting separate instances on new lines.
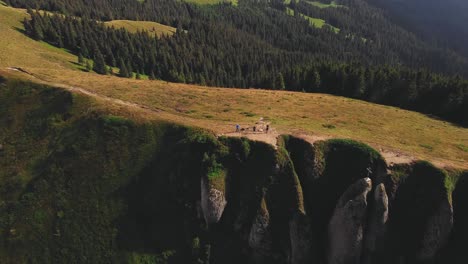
xmin=104 ymin=20 xmax=176 ymax=37
xmin=0 ymin=4 xmax=467 ymax=169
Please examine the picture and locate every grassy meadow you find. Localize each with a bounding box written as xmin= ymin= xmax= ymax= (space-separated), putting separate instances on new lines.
xmin=183 ymin=0 xmax=238 ymax=5
xmin=0 ymin=4 xmax=467 ymax=169
xmin=306 ymin=1 xmax=346 ymax=9
xmin=285 ymin=7 xmax=340 ymax=33
xmin=104 ymin=20 xmax=176 ymax=37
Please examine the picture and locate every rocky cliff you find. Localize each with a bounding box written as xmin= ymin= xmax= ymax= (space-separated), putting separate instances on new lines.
xmin=0 ymin=77 xmax=466 ymax=264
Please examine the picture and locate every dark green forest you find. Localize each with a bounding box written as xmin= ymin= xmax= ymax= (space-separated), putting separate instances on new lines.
xmin=6 ymin=0 xmax=468 ymax=126
xmin=368 ymin=0 xmax=468 ymax=58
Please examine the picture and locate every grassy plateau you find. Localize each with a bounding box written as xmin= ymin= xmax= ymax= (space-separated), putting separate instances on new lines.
xmin=0 ymin=4 xmax=467 ymax=169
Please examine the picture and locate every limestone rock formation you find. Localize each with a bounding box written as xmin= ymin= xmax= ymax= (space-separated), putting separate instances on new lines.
xmin=418 ymin=198 xmax=453 ymax=261
xmin=248 ymin=198 xmax=273 ymax=262
xmin=201 ymin=176 xmax=227 ymax=225
xmin=363 ymin=183 xmax=389 ymax=263
xmin=328 ymin=178 xmax=372 ymax=264
xmin=290 ymin=211 xmax=317 ymax=264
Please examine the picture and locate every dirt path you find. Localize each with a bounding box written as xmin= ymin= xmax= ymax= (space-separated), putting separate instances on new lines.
xmin=223 ymin=131 xmax=280 ymax=147
xmin=2 ymin=67 xmax=447 ymax=168
xmin=5 ymin=67 xmax=163 ymax=113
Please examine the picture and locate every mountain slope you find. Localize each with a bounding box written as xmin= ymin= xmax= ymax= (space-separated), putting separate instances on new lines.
xmin=1 ymin=3 xmax=468 ymax=263
xmin=368 ymin=0 xmax=468 ymax=57
xmin=0 ymin=4 xmax=467 ymax=169
xmin=0 ymin=78 xmax=466 ymax=263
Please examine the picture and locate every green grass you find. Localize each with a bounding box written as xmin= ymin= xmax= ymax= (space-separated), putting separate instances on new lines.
xmin=456 ymin=144 xmax=468 ymax=152
xmin=183 ymin=0 xmax=238 ymax=5
xmin=420 ymin=143 xmax=434 ymax=151
xmin=285 ymin=7 xmax=340 ymax=33
xmin=306 ymin=1 xmax=346 ymax=9
xmin=104 ymin=20 xmax=176 ymax=37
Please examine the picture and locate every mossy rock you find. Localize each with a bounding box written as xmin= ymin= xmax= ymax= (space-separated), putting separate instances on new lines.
xmin=384 ymin=161 xmax=451 ymax=263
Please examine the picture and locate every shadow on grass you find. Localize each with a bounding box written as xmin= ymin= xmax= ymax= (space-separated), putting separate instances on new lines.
xmin=13 ymin=26 xmax=26 ymax=35
xmin=69 ymin=61 xmax=91 ymax=73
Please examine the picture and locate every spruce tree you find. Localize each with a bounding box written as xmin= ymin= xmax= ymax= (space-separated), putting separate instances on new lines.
xmin=32 ymin=20 xmax=44 ymax=40
xmin=312 ymin=70 xmax=321 ymax=92
xmin=93 ymin=50 xmax=107 ymax=75
xmin=78 ymin=53 xmax=84 ymax=65
xmin=118 ymin=59 xmax=129 ymax=78
xmin=275 ymin=73 xmax=285 ymax=90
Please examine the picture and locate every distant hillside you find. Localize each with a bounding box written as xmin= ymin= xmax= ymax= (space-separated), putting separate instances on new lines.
xmin=368 ymin=0 xmax=468 ymax=57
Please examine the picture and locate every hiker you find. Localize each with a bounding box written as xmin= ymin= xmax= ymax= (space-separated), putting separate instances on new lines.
xmin=266 ymin=124 xmax=270 ymax=133
xmin=253 ymin=126 xmax=256 ymax=132
xmin=236 ymin=124 xmax=240 ymax=132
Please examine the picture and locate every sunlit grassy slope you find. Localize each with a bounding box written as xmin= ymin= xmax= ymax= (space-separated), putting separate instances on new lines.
xmin=286 ymin=7 xmax=340 ymax=33
xmin=0 ymin=4 xmax=467 ymax=169
xmin=104 ymin=20 xmax=176 ymax=37
xmin=306 ymin=1 xmax=346 ymax=9
xmin=183 ymin=0 xmax=237 ymax=5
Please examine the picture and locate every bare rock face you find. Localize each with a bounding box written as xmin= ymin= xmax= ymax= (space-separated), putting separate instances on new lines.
xmin=417 ymin=198 xmax=453 ymax=261
xmin=362 ymin=183 xmax=389 ymax=263
xmin=248 ymin=198 xmax=273 ymax=262
xmin=201 ymin=176 xmax=227 ymax=225
xmin=290 ymin=211 xmax=317 ymax=264
xmin=328 ymin=178 xmax=372 ymax=264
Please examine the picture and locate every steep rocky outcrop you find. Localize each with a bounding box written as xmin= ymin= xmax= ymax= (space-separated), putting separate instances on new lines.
xmin=290 ymin=211 xmax=317 ymax=264
xmin=418 ymin=198 xmax=453 ymax=260
xmin=248 ymin=198 xmax=273 ymax=263
xmin=438 ymin=172 xmax=468 ymax=263
xmin=0 ymin=78 xmax=466 ymax=264
xmin=362 ymin=183 xmax=389 ymax=264
xmin=200 ymin=176 xmax=226 ymax=225
xmin=383 ymin=161 xmax=454 ymax=263
xmin=328 ymin=178 xmax=372 ymax=264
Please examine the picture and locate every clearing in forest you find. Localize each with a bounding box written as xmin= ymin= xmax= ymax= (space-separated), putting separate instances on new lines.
xmin=104 ymin=20 xmax=177 ymax=37
xmin=183 ymin=0 xmax=238 ymax=5
xmin=286 ymin=7 xmax=340 ymax=33
xmin=306 ymin=1 xmax=346 ymax=9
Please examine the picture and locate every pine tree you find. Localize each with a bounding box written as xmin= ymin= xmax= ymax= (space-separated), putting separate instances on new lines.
xmin=312 ymin=70 xmax=321 ymax=92
xmin=118 ymin=59 xmax=129 ymax=78
xmin=32 ymin=20 xmax=44 ymax=40
xmin=93 ymin=50 xmax=107 ymax=75
xmin=353 ymin=71 xmax=366 ymax=98
xmin=79 ymin=39 xmax=89 ymax=58
xmin=275 ymin=73 xmax=285 ymax=90
xmin=78 ymin=53 xmax=84 ymax=65
xmin=149 ymin=71 xmax=156 ymax=80
xmin=23 ymin=18 xmax=32 ymax=36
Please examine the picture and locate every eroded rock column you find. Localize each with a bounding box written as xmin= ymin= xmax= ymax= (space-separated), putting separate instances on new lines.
xmin=328 ymin=178 xmax=372 ymax=264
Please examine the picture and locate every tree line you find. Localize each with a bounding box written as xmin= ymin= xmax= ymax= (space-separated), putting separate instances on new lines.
xmin=7 ymin=0 xmax=468 ymax=77
xmin=24 ymin=10 xmax=468 ymax=126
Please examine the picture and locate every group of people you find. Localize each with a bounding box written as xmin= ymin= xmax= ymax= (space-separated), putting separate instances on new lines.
xmin=235 ymin=123 xmax=270 ymax=133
